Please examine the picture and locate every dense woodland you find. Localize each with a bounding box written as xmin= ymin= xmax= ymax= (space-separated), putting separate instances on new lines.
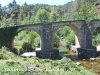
xmin=0 ymin=0 xmax=100 ymax=26
xmin=0 ymin=0 xmax=100 ymax=52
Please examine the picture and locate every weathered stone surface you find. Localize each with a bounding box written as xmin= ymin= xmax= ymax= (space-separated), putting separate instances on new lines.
xmin=36 ymin=49 xmax=59 ymax=59
xmin=77 ymin=48 xmax=96 ymax=59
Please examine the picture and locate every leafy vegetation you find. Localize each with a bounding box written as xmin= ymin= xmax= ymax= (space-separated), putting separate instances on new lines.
xmin=65 ymin=31 xmax=75 ymax=49
xmin=0 ymin=0 xmax=99 ymax=25
xmin=35 ymin=8 xmax=49 ymax=22
xmin=14 ymin=30 xmax=39 ymax=52
xmin=92 ymin=27 xmax=100 ymax=46
xmin=53 ymin=33 xmax=60 ymax=48
xmin=0 ymin=47 xmax=95 ymax=75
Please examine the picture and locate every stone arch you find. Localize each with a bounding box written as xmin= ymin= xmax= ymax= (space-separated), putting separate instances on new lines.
xmin=52 ymin=21 xmax=83 ymax=48
xmin=91 ymin=20 xmax=100 ymax=49
xmin=91 ymin=20 xmax=100 ymax=34
xmin=11 ymin=26 xmax=41 ymax=49
xmin=16 ymin=26 xmax=41 ymax=36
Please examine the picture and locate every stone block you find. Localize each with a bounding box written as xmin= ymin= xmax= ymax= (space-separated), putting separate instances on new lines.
xmin=77 ymin=48 xmax=96 ymax=59
xmin=36 ymin=49 xmax=59 ymax=59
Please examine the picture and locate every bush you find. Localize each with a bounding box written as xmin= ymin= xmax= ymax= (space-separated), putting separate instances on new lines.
xmin=34 ymin=36 xmax=40 ymax=47
xmin=19 ymin=48 xmax=24 ymax=54
xmin=65 ymin=31 xmax=75 ymax=49
xmin=0 ymin=46 xmax=14 ymax=59
xmin=22 ymin=42 xmax=34 ymax=52
xmin=92 ymin=34 xmax=100 ymax=46
xmin=61 ymin=57 xmax=71 ymax=63
xmin=53 ymin=33 xmax=60 ymax=48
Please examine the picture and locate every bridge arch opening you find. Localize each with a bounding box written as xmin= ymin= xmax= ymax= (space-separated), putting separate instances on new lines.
xmin=92 ymin=27 xmax=100 ymax=52
xmin=53 ymin=24 xmax=81 ymax=52
xmin=12 ymin=29 xmax=41 ymax=54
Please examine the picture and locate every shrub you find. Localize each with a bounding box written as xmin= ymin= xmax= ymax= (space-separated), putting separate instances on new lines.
xmin=61 ymin=57 xmax=71 ymax=63
xmin=22 ymin=42 xmax=34 ymax=52
xmin=53 ymin=34 xmax=60 ymax=48
xmin=0 ymin=46 xmax=11 ymax=59
xmin=34 ymin=36 xmax=40 ymax=47
xmin=92 ymin=34 xmax=100 ymax=46
xmin=65 ymin=31 xmax=75 ymax=49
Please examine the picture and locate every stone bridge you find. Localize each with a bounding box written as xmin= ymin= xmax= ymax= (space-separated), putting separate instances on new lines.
xmin=0 ymin=20 xmax=100 ymax=58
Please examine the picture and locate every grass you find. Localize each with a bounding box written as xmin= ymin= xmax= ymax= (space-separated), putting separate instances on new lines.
xmin=0 ymin=46 xmax=96 ymax=75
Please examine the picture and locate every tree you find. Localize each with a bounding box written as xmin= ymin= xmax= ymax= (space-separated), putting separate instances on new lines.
xmin=14 ymin=30 xmax=40 ymax=51
xmin=49 ymin=7 xmax=59 ymax=21
xmin=92 ymin=27 xmax=100 ymax=46
xmin=35 ymin=8 xmax=49 ymax=22
xmin=8 ymin=0 xmax=20 ymax=13
xmin=53 ymin=33 xmax=60 ymax=48
xmin=65 ymin=30 xmax=75 ymax=49
xmin=22 ymin=31 xmax=39 ymax=48
xmin=56 ymin=26 xmax=71 ymax=39
xmin=75 ymin=0 xmax=96 ymax=20
xmin=0 ymin=4 xmax=3 ymax=20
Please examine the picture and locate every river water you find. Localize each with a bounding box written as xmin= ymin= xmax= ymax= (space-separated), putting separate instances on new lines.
xmin=61 ymin=50 xmax=100 ymax=75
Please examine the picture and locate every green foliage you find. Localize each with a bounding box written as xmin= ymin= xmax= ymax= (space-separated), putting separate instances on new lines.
xmin=14 ymin=30 xmax=40 ymax=51
xmin=15 ymin=30 xmax=26 ymax=40
xmin=65 ymin=31 xmax=75 ymax=49
xmin=35 ymin=8 xmax=49 ymax=22
xmin=23 ymin=31 xmax=39 ymax=45
xmin=0 ymin=0 xmax=99 ymax=27
xmin=54 ymin=26 xmax=75 ymax=49
xmin=93 ymin=34 xmax=100 ymax=46
xmin=34 ymin=36 xmax=40 ymax=47
xmin=22 ymin=31 xmax=40 ymax=49
xmin=74 ymin=0 xmax=100 ymax=20
xmin=56 ymin=26 xmax=71 ymax=38
xmin=0 ymin=51 xmax=95 ymax=75
xmin=53 ymin=33 xmax=60 ymax=48
xmin=49 ymin=7 xmax=59 ymax=21
xmin=0 ymin=46 xmax=15 ymax=59
xmin=22 ymin=42 xmax=31 ymax=52
xmin=0 ymin=18 xmax=14 ymax=27
xmin=92 ymin=27 xmax=100 ymax=46
xmin=0 ymin=46 xmax=9 ymax=59
xmin=0 ymin=1 xmax=97 ymax=75
xmin=60 ymin=57 xmax=71 ymax=63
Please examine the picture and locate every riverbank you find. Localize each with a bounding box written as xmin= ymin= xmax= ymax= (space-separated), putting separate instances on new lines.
xmin=0 ymin=47 xmax=95 ymax=75
xmin=64 ymin=50 xmax=100 ymax=75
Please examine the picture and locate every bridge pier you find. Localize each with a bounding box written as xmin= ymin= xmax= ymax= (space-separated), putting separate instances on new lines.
xmin=36 ymin=23 xmax=59 ymax=58
xmin=76 ymin=22 xmax=96 ymax=58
